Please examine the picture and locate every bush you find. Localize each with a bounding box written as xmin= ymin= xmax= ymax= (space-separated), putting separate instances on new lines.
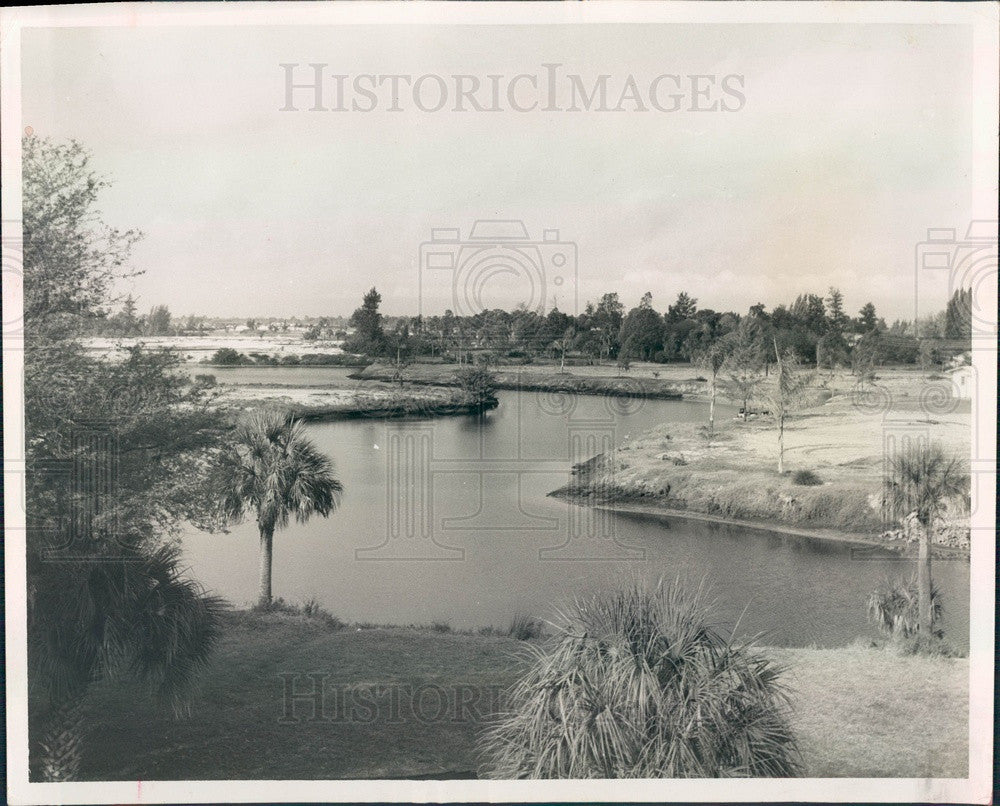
xmin=431 ymin=621 xmax=452 ymax=633
xmin=888 ymin=632 xmax=961 ymax=658
xmin=251 ymin=596 xmax=344 ymax=631
xmin=210 ymin=347 xmax=246 ymax=365
xmin=193 ymin=373 xmax=217 ymax=388
xmin=866 ymin=576 xmax=943 ymax=640
xmin=479 ymin=579 xmax=799 ymax=778
xmin=454 ymin=366 xmax=498 ymax=408
xmin=792 ymin=470 xmax=823 ymax=486
xmin=507 ymin=613 xmax=543 ymax=641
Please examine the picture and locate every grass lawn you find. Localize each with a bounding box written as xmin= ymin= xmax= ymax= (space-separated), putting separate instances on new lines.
xmin=71 ymin=611 xmax=968 ymax=781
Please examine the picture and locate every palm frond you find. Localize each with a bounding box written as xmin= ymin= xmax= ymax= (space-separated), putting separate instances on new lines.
xmin=479 ymin=578 xmax=799 ymax=778
xmin=217 ymin=408 xmax=342 ymax=532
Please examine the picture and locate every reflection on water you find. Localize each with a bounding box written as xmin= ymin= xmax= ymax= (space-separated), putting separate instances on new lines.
xmin=183 ymin=387 xmax=970 ymax=650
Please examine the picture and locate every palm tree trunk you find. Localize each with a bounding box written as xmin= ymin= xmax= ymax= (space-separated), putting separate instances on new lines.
xmin=917 ymin=520 xmax=933 ymax=634
xmin=38 ymin=692 xmax=87 ymax=781
xmin=708 ymin=377 xmax=716 ymax=436
xmin=258 ymin=524 xmax=274 ymax=607
xmin=777 ymin=411 xmax=785 ymax=474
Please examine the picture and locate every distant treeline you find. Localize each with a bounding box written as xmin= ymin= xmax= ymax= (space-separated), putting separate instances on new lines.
xmin=85 ymin=300 xmax=347 ymax=338
xmin=342 ymin=286 xmax=973 ymax=369
xmin=204 ymin=349 xmax=364 ymax=367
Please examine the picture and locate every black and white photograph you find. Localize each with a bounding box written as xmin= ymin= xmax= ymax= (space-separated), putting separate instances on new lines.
xmin=1 ymin=2 xmax=997 ymax=803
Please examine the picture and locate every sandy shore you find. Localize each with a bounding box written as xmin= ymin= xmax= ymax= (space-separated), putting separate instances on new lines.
xmin=549 ymin=366 xmax=972 ymax=551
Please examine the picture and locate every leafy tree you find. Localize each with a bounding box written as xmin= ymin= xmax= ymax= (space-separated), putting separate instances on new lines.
xmin=147 ymin=304 xmax=172 ymax=336
xmin=816 ymin=331 xmax=849 ymax=372
xmin=219 ymin=410 xmax=343 ymax=607
xmin=620 ymin=305 xmax=663 ymax=361
xmin=107 ymin=294 xmax=141 ymax=336
xmin=789 ymin=293 xmax=827 ymax=334
xmin=857 ymin=302 xmax=879 ymax=333
xmin=883 ymin=444 xmax=966 ymax=636
xmin=347 ymin=287 xmax=386 ymax=355
xmin=591 ymin=292 xmax=625 ymax=360
xmin=824 ymin=287 xmax=849 ymax=334
xmin=22 ymin=136 xmax=142 ymax=342
xmin=616 ymin=340 xmax=633 ymax=375
xmin=23 ymin=135 xmax=224 ymax=780
xmin=454 ymin=365 xmax=499 ymax=408
xmin=665 ymin=291 xmax=697 ymax=324
xmin=944 ymin=288 xmax=972 ymax=340
xmin=542 ymin=307 xmax=574 ymax=352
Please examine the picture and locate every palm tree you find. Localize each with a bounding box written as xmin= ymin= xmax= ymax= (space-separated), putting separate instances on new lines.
xmin=219 ymin=409 xmax=343 ymax=607
xmin=28 ymin=543 xmax=223 ymax=780
xmin=695 ymin=341 xmax=727 ymax=438
xmin=884 ymin=443 xmax=966 ymax=636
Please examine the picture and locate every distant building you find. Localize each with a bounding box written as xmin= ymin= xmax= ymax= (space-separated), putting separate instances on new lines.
xmin=947 ymin=363 xmax=974 ymax=400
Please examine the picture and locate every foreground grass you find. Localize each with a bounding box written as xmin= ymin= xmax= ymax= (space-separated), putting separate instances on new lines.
xmin=72 ymin=611 xmax=968 ymax=780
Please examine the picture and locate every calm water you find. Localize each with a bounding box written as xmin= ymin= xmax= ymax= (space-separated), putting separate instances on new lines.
xmin=182 ymin=387 xmax=970 ymax=649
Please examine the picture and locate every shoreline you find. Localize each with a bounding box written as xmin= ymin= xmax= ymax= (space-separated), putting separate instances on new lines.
xmin=351 ymin=364 xmax=694 ymax=400
xmin=291 ymin=398 xmax=498 ymax=422
xmin=577 ymin=498 xmax=896 ymax=551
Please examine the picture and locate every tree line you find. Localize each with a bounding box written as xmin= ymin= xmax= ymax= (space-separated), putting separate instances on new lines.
xmin=341 ymin=285 xmax=972 ymax=370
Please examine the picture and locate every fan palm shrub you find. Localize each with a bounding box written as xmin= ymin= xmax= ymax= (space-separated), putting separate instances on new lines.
xmin=479 ymin=579 xmax=799 ymax=778
xmin=219 ymin=409 xmax=343 ymax=607
xmin=28 ymin=543 xmax=223 ymax=780
xmin=867 ymin=576 xmax=943 ymax=639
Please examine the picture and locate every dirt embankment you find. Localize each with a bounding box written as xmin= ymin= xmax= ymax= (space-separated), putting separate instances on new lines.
xmin=550 ymin=368 xmax=972 ymax=553
xmin=351 ymin=362 xmax=701 ymax=399
xmin=210 ymin=381 xmax=495 ymax=422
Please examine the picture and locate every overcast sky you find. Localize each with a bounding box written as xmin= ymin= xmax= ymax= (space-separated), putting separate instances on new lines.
xmin=22 ymin=23 xmax=974 ymax=320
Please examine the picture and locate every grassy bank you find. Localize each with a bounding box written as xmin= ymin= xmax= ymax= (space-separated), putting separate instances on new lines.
xmin=73 ymin=610 xmax=967 ymax=780
xmin=352 ymin=362 xmax=697 ymax=399
xmin=211 ymin=381 xmax=494 ymax=422
xmin=551 ymin=367 xmax=971 ymax=550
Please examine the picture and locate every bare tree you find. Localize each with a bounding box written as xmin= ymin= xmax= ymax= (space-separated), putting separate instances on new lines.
xmin=768 ymin=339 xmax=812 ymax=474
xmin=695 ymin=341 xmax=727 ymax=438
xmin=722 ymin=319 xmax=765 ymax=419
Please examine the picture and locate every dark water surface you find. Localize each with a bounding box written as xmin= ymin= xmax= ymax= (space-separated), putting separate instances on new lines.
xmin=182 ymin=387 xmax=970 ymax=649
